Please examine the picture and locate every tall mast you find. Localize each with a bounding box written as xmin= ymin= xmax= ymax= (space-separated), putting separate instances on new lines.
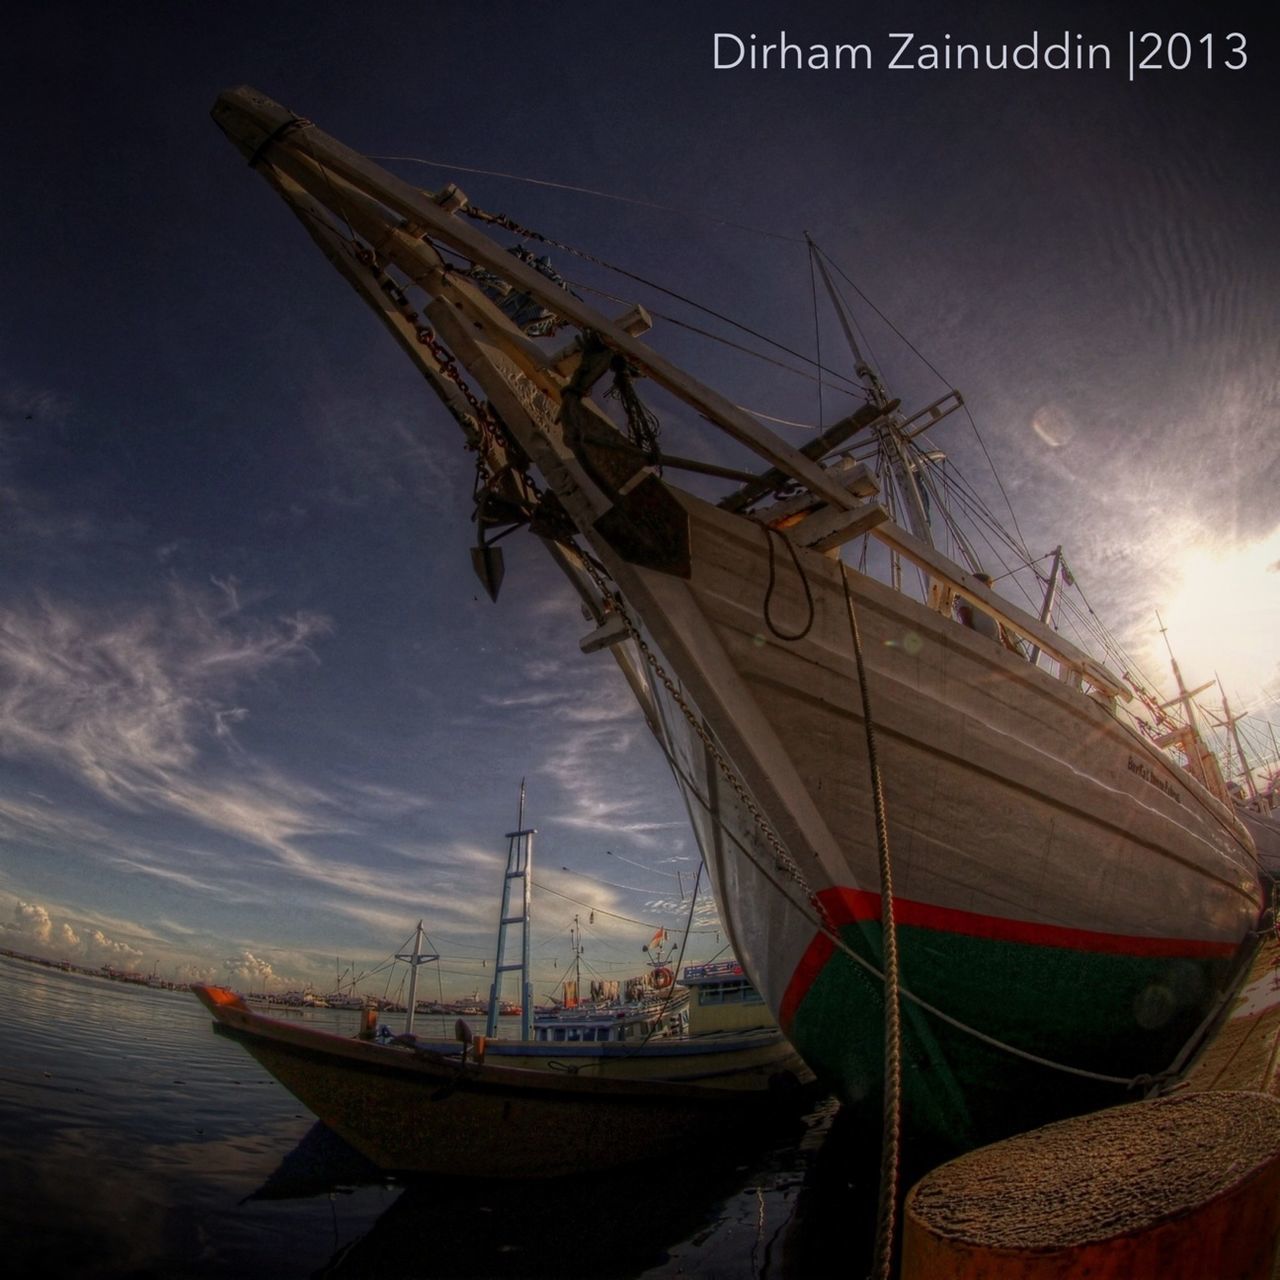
xmin=487 ymin=779 xmax=534 ymax=1039
xmin=395 ymin=920 xmax=438 ymax=1036
xmin=570 ymin=915 xmax=583 ymax=1006
xmin=1155 ymin=615 xmax=1230 ymax=803
xmin=1026 ymin=546 xmax=1065 ymax=668
xmin=1216 ymin=681 xmax=1259 ymax=804
xmin=808 ymin=238 xmax=934 ymax=546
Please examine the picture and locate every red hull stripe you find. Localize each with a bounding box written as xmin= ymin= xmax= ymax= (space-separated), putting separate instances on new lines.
xmin=778 ymin=886 xmax=1241 ymax=1032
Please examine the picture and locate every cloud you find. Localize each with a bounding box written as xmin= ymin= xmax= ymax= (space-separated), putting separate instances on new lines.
xmin=0 ymin=584 xmax=329 ymax=812
xmin=109 ymin=855 xmax=247 ymax=900
xmin=176 ymin=961 xmax=220 ymax=983
xmin=12 ymin=899 xmax=53 ymax=943
xmin=224 ymin=950 xmax=281 ymax=988
xmin=0 ymin=795 xmax=133 ymax=857
xmin=83 ymin=928 xmax=143 ymax=969
xmin=0 ymin=586 xmax=472 ymax=926
xmin=5 ymin=899 xmax=141 ymax=969
xmin=538 ymin=709 xmax=673 ymax=848
xmin=0 ymin=583 xmax=347 ymax=883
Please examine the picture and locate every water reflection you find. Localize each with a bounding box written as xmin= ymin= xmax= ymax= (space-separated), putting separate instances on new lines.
xmin=237 ymin=1098 xmax=885 ymax=1279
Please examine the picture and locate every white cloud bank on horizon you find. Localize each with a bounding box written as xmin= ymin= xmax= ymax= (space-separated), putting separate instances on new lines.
xmin=5 ymin=899 xmax=144 ymax=970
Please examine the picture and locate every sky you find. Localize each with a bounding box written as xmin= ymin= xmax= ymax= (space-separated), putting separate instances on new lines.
xmin=0 ymin=1 xmax=1276 ymax=996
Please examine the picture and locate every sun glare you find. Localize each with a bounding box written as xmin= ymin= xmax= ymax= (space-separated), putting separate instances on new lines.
xmin=1156 ymin=526 xmax=1280 ymax=710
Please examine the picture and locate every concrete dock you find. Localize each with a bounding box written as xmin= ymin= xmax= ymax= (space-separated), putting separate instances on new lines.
xmin=1176 ymin=933 xmax=1280 ymax=1096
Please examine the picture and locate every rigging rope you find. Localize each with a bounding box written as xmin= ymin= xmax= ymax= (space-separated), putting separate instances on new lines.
xmin=606 ymin=357 xmax=662 ymax=462
xmin=453 ymin=204 xmax=861 ymax=395
xmin=531 ymin=878 xmax=719 ymax=933
xmin=814 ymin=244 xmax=1031 ymax=558
xmin=426 ymin=234 xmax=868 ymax=404
xmin=371 ymin=153 xmax=805 ymax=243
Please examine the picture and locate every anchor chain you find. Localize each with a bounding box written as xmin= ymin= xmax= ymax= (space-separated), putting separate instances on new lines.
xmin=354 ymin=246 xmax=508 ymax=493
xmin=354 ymin=234 xmax=817 ymax=907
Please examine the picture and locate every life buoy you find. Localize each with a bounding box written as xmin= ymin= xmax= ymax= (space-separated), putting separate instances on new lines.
xmin=652 ymin=966 xmax=673 ymax=989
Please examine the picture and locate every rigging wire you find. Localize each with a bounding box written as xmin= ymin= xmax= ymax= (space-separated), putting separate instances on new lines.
xmin=371 ymin=153 xmax=805 ymax=244
xmin=427 ymin=238 xmax=865 ymax=412
xmin=808 ymin=242 xmax=826 ymax=430
xmin=295 ymin=147 xmax=1036 ymax=583
xmin=424 ymin=233 xmax=868 ymax=409
xmin=531 ymin=878 xmax=719 ymax=933
xmin=813 ymin=244 xmax=1031 ymax=558
xmin=426 ymin=203 xmax=863 ymax=395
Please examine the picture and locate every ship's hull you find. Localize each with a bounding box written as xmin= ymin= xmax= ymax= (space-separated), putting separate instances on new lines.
xmin=1239 ymin=805 xmax=1280 ymax=878
xmin=606 ymin=492 xmax=1263 ymax=1155
xmin=407 ymin=1024 xmax=812 ymax=1091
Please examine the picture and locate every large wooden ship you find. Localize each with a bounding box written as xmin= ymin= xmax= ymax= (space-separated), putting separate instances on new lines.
xmin=209 ymin=87 xmax=1264 ymax=1157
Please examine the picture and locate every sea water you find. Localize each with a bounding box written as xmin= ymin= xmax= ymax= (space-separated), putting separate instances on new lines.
xmin=0 ymin=954 xmax=873 ymax=1278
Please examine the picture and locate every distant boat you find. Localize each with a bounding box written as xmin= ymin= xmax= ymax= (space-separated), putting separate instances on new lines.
xmin=212 ymin=86 xmax=1263 ymax=1158
xmin=398 ymin=957 xmax=808 ymax=1091
xmin=527 ymin=916 xmax=691 ymax=1045
xmin=1153 ymin=640 xmax=1280 ymax=880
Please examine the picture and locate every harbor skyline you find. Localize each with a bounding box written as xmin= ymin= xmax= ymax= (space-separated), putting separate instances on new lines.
xmin=1 ymin=0 xmax=1275 ymax=995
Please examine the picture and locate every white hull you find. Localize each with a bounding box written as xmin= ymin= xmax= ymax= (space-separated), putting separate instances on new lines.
xmin=1240 ymin=806 xmax=1280 ymax=878
xmin=629 ymin=491 xmax=1257 ymax=968
xmin=596 ymin=492 xmax=1263 ymax=1147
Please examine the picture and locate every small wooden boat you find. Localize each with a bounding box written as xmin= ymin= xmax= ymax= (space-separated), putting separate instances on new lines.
xmin=192 ymin=984 xmax=811 ymax=1177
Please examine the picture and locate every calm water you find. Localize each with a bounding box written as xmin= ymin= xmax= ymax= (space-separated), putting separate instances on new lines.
xmin=0 ymin=955 xmax=878 ymax=1278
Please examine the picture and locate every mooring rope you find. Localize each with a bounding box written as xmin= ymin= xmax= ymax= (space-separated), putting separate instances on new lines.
xmin=842 ymin=564 xmax=903 ymax=1280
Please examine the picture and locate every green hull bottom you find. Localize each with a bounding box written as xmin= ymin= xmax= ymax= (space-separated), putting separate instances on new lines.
xmin=788 ymin=920 xmax=1243 ymax=1160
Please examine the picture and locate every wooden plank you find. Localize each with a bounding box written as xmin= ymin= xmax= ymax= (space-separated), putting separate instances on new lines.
xmin=212 ymin=86 xmax=860 ymax=512
xmin=719 ymin=399 xmax=896 ymax=512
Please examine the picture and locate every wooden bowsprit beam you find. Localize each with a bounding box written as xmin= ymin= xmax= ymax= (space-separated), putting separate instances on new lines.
xmin=211 ymin=85 xmax=859 ymax=513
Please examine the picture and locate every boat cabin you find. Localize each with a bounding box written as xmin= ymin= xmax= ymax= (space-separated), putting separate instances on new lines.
xmin=532 ymin=1004 xmax=688 ymax=1044
xmin=682 ymin=961 xmax=773 ymax=1035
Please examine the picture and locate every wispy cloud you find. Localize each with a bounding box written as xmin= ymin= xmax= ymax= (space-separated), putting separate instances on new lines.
xmin=0 ymin=794 xmax=123 ymax=851
xmin=305 ymin=390 xmax=469 ymax=516
xmin=0 ymin=584 xmax=328 ymax=810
